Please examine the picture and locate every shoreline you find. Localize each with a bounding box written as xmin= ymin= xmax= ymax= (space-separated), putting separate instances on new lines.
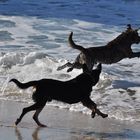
xmin=0 ymin=100 xmax=140 ymax=140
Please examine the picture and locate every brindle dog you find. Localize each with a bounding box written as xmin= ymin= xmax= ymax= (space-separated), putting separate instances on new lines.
xmin=57 ymin=24 xmax=140 ymax=72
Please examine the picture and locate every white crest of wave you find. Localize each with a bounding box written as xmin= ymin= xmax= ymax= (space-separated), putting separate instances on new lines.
xmin=0 ymin=51 xmax=50 ymax=69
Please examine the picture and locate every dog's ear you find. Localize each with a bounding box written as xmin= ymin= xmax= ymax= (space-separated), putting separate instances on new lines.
xmin=127 ymin=24 xmax=132 ymax=30
xmin=82 ymin=64 xmax=90 ymax=73
xmin=96 ymin=63 xmax=102 ymax=71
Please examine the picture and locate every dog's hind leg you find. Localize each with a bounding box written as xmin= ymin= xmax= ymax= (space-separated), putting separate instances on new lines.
xmin=81 ymin=97 xmax=108 ymax=118
xmin=15 ymin=102 xmax=46 ymax=126
xmin=33 ymin=107 xmax=47 ymax=127
xmin=57 ymin=62 xmax=73 ymax=71
xmin=67 ymin=62 xmax=83 ymax=72
xmin=57 ymin=62 xmax=83 ymax=72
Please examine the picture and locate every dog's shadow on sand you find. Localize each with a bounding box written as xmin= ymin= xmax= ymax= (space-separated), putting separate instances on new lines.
xmin=15 ymin=127 xmax=140 ymax=140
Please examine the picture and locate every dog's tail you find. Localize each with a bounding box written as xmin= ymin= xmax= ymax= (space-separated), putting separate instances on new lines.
xmin=68 ymin=32 xmax=87 ymax=54
xmin=9 ymin=78 xmax=37 ymax=89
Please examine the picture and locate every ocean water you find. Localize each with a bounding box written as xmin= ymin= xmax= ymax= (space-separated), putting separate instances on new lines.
xmin=0 ymin=0 xmax=140 ymax=122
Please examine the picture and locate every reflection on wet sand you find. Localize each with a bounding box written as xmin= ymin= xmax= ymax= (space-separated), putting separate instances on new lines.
xmin=15 ymin=127 xmax=42 ymax=140
xmin=14 ymin=126 xmax=140 ymax=140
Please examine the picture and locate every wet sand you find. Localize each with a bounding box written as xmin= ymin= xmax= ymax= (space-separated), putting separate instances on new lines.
xmin=0 ymin=100 xmax=140 ymax=140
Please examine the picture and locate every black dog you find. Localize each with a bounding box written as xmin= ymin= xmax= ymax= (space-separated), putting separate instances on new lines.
xmin=10 ymin=64 xmax=108 ymax=127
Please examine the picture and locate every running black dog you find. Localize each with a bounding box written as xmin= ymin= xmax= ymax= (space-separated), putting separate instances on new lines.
xmin=10 ymin=64 xmax=108 ymax=127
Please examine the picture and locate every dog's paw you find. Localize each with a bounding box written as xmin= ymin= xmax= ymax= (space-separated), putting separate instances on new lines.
xmin=91 ymin=112 xmax=96 ymax=118
xmin=39 ymin=124 xmax=47 ymax=127
xmin=101 ymin=114 xmax=108 ymax=118
xmin=15 ymin=118 xmax=20 ymax=126
xmin=67 ymin=68 xmax=73 ymax=72
xmin=57 ymin=66 xmax=62 ymax=71
xmin=12 ymin=124 xmax=17 ymax=128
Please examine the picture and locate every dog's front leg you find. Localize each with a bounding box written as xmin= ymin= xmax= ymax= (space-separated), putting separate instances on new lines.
xmin=129 ymin=52 xmax=140 ymax=58
xmin=33 ymin=107 xmax=47 ymax=127
xmin=95 ymin=108 xmax=108 ymax=118
xmin=81 ymin=97 xmax=97 ymax=118
xmin=81 ymin=98 xmax=108 ymax=118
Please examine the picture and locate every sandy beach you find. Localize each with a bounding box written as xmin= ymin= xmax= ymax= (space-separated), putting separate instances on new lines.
xmin=0 ymin=100 xmax=140 ymax=140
